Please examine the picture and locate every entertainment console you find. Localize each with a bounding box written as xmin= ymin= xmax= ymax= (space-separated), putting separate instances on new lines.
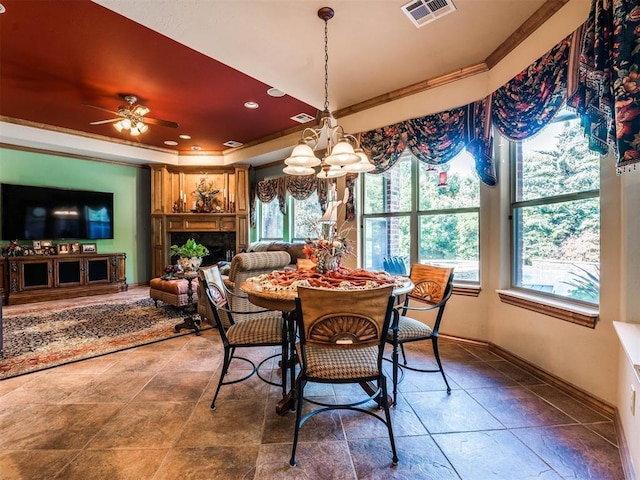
xmin=3 ymin=253 xmax=127 ymax=305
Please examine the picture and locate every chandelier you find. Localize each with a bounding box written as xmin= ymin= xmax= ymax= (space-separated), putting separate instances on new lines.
xmin=283 ymin=7 xmax=374 ymax=178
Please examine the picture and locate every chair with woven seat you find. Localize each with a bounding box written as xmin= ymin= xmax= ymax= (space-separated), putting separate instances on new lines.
xmin=200 ymin=265 xmax=288 ymax=410
xmin=197 ymin=251 xmax=291 ymax=325
xmin=290 ymin=285 xmax=398 ymax=467
xmin=387 ymin=264 xmax=454 ymax=403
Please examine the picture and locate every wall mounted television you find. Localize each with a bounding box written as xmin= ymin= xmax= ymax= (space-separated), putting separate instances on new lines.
xmin=1 ymin=183 xmax=114 ymax=241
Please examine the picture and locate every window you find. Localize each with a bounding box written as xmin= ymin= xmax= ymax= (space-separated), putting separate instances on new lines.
xmin=259 ymin=199 xmax=283 ymax=240
xmin=362 ymin=151 xmax=480 ymax=282
xmin=291 ymin=194 xmax=323 ymax=241
xmin=510 ymin=110 xmax=600 ymax=303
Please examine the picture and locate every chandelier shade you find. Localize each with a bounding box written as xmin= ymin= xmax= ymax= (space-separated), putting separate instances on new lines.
xmin=282 ymin=6 xmax=374 ymax=178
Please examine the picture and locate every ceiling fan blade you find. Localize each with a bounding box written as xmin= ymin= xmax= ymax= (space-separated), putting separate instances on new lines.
xmin=90 ymin=118 xmax=121 ymax=125
xmin=83 ymin=104 xmax=121 ymax=116
xmin=143 ymin=117 xmax=179 ymax=128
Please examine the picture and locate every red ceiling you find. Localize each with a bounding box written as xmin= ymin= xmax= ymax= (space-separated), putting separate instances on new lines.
xmin=0 ymin=0 xmax=316 ymax=153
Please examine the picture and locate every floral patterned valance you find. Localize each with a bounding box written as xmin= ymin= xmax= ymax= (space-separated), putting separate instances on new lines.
xmin=360 ymin=99 xmax=496 ymax=186
xmin=250 ymin=174 xmax=358 ymax=228
xmin=359 ymin=0 xmax=640 ymax=179
xmin=492 ymin=36 xmax=570 ymax=141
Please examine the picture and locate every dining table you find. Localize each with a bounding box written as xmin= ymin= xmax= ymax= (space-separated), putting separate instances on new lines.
xmin=240 ymin=267 xmax=414 ymax=415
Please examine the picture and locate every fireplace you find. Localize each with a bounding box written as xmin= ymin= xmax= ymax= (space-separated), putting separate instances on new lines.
xmin=170 ymin=232 xmax=236 ymax=266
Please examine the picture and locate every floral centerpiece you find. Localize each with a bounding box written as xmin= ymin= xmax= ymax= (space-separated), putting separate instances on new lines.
xmin=303 ymin=222 xmax=353 ymax=274
xmin=191 ymin=177 xmax=220 ymax=213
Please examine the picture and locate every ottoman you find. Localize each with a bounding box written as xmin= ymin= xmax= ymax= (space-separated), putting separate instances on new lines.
xmin=149 ymin=277 xmax=199 ymax=308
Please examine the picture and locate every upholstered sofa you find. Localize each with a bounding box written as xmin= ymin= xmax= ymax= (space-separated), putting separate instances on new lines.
xmin=247 ymin=241 xmax=307 ymax=267
xmin=197 ymin=251 xmax=292 ymax=325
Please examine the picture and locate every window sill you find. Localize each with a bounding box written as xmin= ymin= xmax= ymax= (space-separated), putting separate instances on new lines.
xmin=496 ymin=289 xmax=599 ymax=328
xmin=453 ymin=284 xmax=481 ymax=297
xmin=613 ymin=321 xmax=640 ymax=382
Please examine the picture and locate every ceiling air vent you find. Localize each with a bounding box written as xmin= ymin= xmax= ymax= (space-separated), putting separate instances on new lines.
xmin=223 ymin=140 xmax=243 ymax=148
xmin=290 ymin=113 xmax=315 ymax=124
xmin=401 ymin=0 xmax=456 ymax=28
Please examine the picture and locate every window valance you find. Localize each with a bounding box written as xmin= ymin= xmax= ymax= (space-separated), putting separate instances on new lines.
xmin=359 ymin=0 xmax=640 ymax=181
xmin=250 ymin=174 xmax=357 ymax=228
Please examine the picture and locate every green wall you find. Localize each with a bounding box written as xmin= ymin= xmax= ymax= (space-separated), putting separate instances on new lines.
xmin=0 ymin=147 xmax=151 ymax=284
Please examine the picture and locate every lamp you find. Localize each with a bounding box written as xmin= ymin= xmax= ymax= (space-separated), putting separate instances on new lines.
xmin=283 ymin=7 xmax=374 ymax=178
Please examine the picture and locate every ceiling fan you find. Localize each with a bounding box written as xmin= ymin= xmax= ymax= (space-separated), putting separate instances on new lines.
xmin=86 ymin=95 xmax=178 ymax=136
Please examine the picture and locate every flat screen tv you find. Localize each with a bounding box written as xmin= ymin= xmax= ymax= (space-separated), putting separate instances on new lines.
xmin=1 ymin=183 xmax=114 ymax=240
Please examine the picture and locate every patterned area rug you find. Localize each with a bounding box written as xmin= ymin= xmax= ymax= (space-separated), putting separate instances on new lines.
xmin=0 ymin=298 xmax=207 ymax=380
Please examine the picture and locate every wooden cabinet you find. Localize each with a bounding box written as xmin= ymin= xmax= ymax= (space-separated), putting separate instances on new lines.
xmin=149 ymin=164 xmax=249 ymax=277
xmin=5 ymin=253 xmax=127 ymax=305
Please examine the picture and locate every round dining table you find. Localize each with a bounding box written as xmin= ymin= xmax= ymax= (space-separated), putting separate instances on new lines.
xmin=240 ymin=271 xmax=413 ymax=414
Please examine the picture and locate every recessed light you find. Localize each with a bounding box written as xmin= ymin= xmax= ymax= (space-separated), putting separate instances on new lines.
xmin=164 ymin=140 xmax=178 ymax=146
xmin=224 ymin=140 xmax=243 ymax=148
xmin=267 ymin=87 xmax=285 ymax=97
xmin=244 ymin=101 xmax=259 ymax=109
xmin=0 ymin=4 xmax=6 ymax=14
xmin=179 ymin=134 xmax=191 ymax=140
xmin=191 ymin=145 xmax=202 ymax=151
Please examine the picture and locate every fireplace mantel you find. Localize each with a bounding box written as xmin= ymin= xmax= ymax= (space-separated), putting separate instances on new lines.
xmin=149 ymin=164 xmax=249 ymax=278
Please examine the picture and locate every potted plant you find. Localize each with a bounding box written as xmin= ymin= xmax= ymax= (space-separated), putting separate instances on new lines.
xmin=170 ymin=238 xmax=209 ymax=273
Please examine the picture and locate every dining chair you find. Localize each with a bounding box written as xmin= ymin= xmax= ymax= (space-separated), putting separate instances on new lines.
xmin=386 ymin=264 xmax=454 ymax=403
xmin=200 ymin=265 xmax=288 ymax=410
xmin=290 ymin=285 xmax=398 ymax=467
xmin=198 ymin=251 xmax=291 ymax=324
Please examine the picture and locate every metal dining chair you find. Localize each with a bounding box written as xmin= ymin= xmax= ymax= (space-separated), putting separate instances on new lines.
xmin=290 ymin=285 xmax=398 ymax=467
xmin=200 ymin=265 xmax=288 ymax=410
xmin=386 ymin=264 xmax=454 ymax=403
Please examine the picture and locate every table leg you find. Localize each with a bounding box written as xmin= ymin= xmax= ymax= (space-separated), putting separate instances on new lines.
xmin=275 ymin=310 xmax=297 ymax=415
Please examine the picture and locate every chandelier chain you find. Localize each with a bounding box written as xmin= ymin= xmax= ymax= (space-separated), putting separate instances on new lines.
xmin=323 ymin=16 xmax=329 ymax=113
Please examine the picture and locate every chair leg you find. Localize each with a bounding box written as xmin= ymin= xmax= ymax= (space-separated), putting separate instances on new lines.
xmin=432 ymin=336 xmax=451 ymax=394
xmin=381 ymin=375 xmax=399 ymax=466
xmin=281 ymin=322 xmax=288 ymax=399
xmin=289 ymin=377 xmax=306 ymax=467
xmin=210 ymin=346 xmax=233 ymax=410
xmin=400 ymin=344 xmax=408 ymax=365
xmin=391 ymin=341 xmax=400 ymax=406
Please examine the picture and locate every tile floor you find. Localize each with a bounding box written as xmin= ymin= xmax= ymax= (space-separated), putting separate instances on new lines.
xmin=0 ymin=289 xmax=627 ymax=479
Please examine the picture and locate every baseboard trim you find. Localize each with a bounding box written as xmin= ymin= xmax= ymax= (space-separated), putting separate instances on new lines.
xmin=615 ymin=410 xmax=637 ymax=480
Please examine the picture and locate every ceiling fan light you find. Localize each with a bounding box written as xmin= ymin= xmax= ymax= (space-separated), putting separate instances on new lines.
xmin=121 ymin=118 xmax=132 ymax=130
xmin=283 ymin=165 xmax=316 ymax=176
xmin=130 ymin=127 xmax=141 ymax=136
xmin=325 ymin=140 xmax=359 ymax=165
xmin=137 ymin=122 xmax=148 ymax=133
xmin=135 ymin=105 xmax=150 ymax=116
xmin=113 ymin=121 xmax=124 ymax=132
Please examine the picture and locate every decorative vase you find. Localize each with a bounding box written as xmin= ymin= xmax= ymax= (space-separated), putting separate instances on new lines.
xmin=179 ymin=256 xmax=202 ymax=273
xmin=317 ymin=254 xmax=339 ymax=274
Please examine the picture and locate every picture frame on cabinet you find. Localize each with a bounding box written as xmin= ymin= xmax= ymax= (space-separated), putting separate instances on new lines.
xmin=70 ymin=242 xmax=81 ymax=253
xmin=57 ymin=243 xmax=70 ymax=254
xmin=41 ymin=240 xmax=52 ymax=248
xmin=32 ymin=240 xmax=41 ymax=249
xmin=82 ymin=243 xmax=97 ymax=254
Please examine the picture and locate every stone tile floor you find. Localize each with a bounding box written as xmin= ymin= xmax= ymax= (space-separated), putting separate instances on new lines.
xmin=0 ymin=288 xmax=627 ymax=479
